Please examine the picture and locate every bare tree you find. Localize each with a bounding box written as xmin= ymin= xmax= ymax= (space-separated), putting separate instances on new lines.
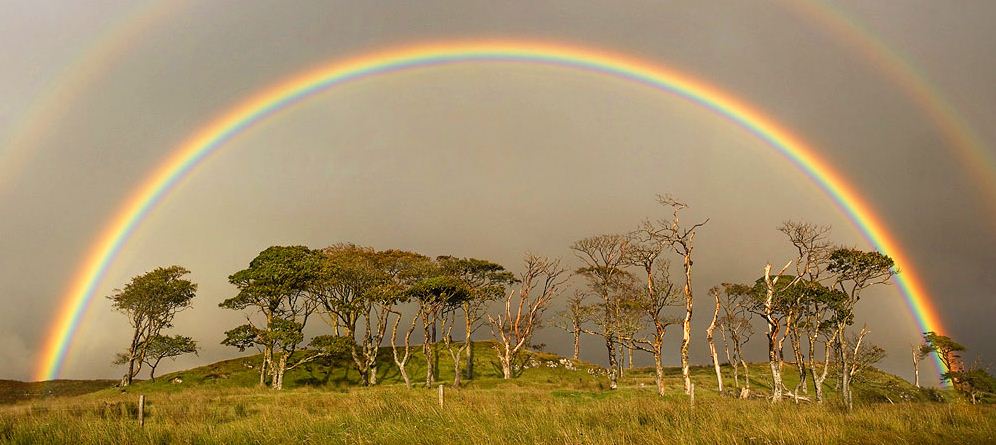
xmin=622 ymin=223 xmax=681 ymax=396
xmin=656 ymin=194 xmax=708 ymax=394
xmin=571 ymin=233 xmax=631 ymax=390
xmin=488 ymin=255 xmax=567 ymax=379
xmin=554 ymin=291 xmax=592 ymax=361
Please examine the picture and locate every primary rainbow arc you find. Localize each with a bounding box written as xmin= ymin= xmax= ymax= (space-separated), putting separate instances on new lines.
xmin=36 ymin=40 xmax=947 ymax=381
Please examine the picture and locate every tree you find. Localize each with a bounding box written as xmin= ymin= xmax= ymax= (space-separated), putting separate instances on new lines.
xmin=109 ymin=265 xmax=197 ymax=386
xmin=407 ymin=275 xmax=472 ymax=388
xmin=718 ymin=283 xmax=755 ymax=398
xmin=656 ymin=194 xmax=708 ymax=394
xmin=437 ymin=256 xmax=516 ymax=381
xmin=310 ymin=244 xmax=392 ymax=386
xmin=379 ymin=250 xmax=434 ymax=388
xmin=828 ymin=248 xmax=896 ymax=408
xmin=778 ymin=221 xmax=832 ymax=397
xmin=921 ymin=331 xmax=965 ymax=377
xmin=623 ymin=223 xmax=680 ymax=396
xmin=570 ymin=233 xmax=631 ymax=390
xmin=912 ymin=343 xmax=928 ymax=388
xmin=554 ymin=291 xmax=592 ymax=361
xmin=141 ymin=334 xmax=197 ymax=381
xmin=220 ymin=246 xmax=319 ymax=390
xmin=488 ymin=254 xmax=567 ymax=379
xmin=739 ymin=263 xmax=801 ymax=402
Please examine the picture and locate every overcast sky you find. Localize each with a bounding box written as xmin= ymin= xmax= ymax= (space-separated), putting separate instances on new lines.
xmin=1 ymin=0 xmax=993 ymax=384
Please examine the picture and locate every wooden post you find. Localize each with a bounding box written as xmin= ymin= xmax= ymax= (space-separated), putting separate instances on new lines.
xmin=138 ymin=395 xmax=145 ymax=427
xmin=438 ymin=384 xmax=444 ymax=408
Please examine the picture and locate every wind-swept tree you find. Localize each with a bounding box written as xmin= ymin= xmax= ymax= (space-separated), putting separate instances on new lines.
xmin=141 ymin=334 xmax=197 ymax=381
xmin=220 ymin=246 xmax=319 ymax=390
xmin=437 ymin=256 xmax=516 ymax=381
xmin=109 ymin=265 xmax=197 ymax=386
xmin=310 ymin=244 xmax=392 ymax=386
xmin=407 ymin=275 xmax=472 ymax=388
xmin=828 ymin=247 xmax=896 ymax=408
xmin=488 ymin=254 xmax=567 ymax=379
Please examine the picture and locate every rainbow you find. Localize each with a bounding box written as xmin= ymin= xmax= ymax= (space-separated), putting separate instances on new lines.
xmin=784 ymin=0 xmax=996 ymax=219
xmin=35 ymin=40 xmax=947 ymax=381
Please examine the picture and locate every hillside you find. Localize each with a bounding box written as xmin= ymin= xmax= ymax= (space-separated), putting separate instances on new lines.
xmin=0 ymin=379 xmax=117 ymax=404
xmin=1 ymin=343 xmax=992 ymax=444
xmin=6 ymin=341 xmax=933 ymax=402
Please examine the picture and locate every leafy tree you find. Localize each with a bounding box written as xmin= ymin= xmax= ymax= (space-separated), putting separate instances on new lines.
xmin=311 ymin=244 xmax=390 ymax=386
xmin=109 ymin=265 xmax=196 ymax=386
xmin=220 ymin=246 xmax=320 ymax=390
xmin=827 ymin=248 xmax=896 ymax=408
xmin=141 ymin=334 xmax=197 ymax=381
xmin=406 ymin=274 xmax=472 ymax=387
xmin=437 ymin=256 xmax=516 ymax=382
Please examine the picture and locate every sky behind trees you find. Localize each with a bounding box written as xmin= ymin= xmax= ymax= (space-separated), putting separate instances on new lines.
xmin=1 ymin=0 xmax=994 ymax=382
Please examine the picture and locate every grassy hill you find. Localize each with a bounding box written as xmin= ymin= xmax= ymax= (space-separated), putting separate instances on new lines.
xmin=0 ymin=379 xmax=117 ymax=404
xmin=0 ymin=342 xmax=992 ymax=444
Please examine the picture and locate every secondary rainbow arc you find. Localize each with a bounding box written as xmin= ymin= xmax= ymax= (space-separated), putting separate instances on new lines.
xmin=35 ymin=40 xmax=948 ymax=381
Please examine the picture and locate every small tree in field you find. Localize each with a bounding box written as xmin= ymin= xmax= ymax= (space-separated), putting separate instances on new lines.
xmin=488 ymin=254 xmax=567 ymax=379
xmin=141 ymin=334 xmax=197 ymax=381
xmin=110 ymin=265 xmax=197 ymax=386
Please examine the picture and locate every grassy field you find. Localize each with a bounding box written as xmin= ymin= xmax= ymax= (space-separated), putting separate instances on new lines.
xmin=1 ymin=343 xmax=992 ymax=444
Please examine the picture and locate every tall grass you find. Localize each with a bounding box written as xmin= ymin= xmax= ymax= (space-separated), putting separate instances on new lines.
xmin=1 ymin=383 xmax=992 ymax=444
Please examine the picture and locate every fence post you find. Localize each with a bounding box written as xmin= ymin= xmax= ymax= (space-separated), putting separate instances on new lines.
xmin=438 ymin=384 xmax=444 ymax=408
xmin=138 ymin=395 xmax=145 ymax=427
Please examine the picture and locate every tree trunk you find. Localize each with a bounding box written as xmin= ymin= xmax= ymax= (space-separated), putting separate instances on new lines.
xmin=273 ymin=353 xmax=288 ymax=390
xmin=912 ymin=345 xmax=920 ymax=388
xmin=423 ymin=316 xmax=435 ymax=388
xmin=572 ymin=328 xmax=581 ymax=361
xmin=680 ymin=254 xmax=693 ymax=395
xmin=259 ymin=345 xmax=272 ymax=387
xmin=790 ymin=327 xmax=807 ymax=395
xmin=706 ymin=290 xmax=723 ymax=393
xmin=606 ymin=334 xmax=619 ymax=390
xmin=464 ymin=305 xmax=474 ymax=380
xmin=768 ymin=334 xmax=783 ymax=402
xmin=837 ymin=326 xmax=851 ymax=408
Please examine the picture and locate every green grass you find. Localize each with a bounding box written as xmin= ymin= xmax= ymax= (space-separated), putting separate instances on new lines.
xmin=1 ymin=343 xmax=990 ymax=444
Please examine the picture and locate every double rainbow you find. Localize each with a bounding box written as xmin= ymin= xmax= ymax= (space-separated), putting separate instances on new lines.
xmin=35 ymin=40 xmax=946 ymax=380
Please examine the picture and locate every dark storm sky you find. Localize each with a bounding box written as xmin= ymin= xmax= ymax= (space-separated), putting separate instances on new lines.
xmin=0 ymin=0 xmax=993 ymax=383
